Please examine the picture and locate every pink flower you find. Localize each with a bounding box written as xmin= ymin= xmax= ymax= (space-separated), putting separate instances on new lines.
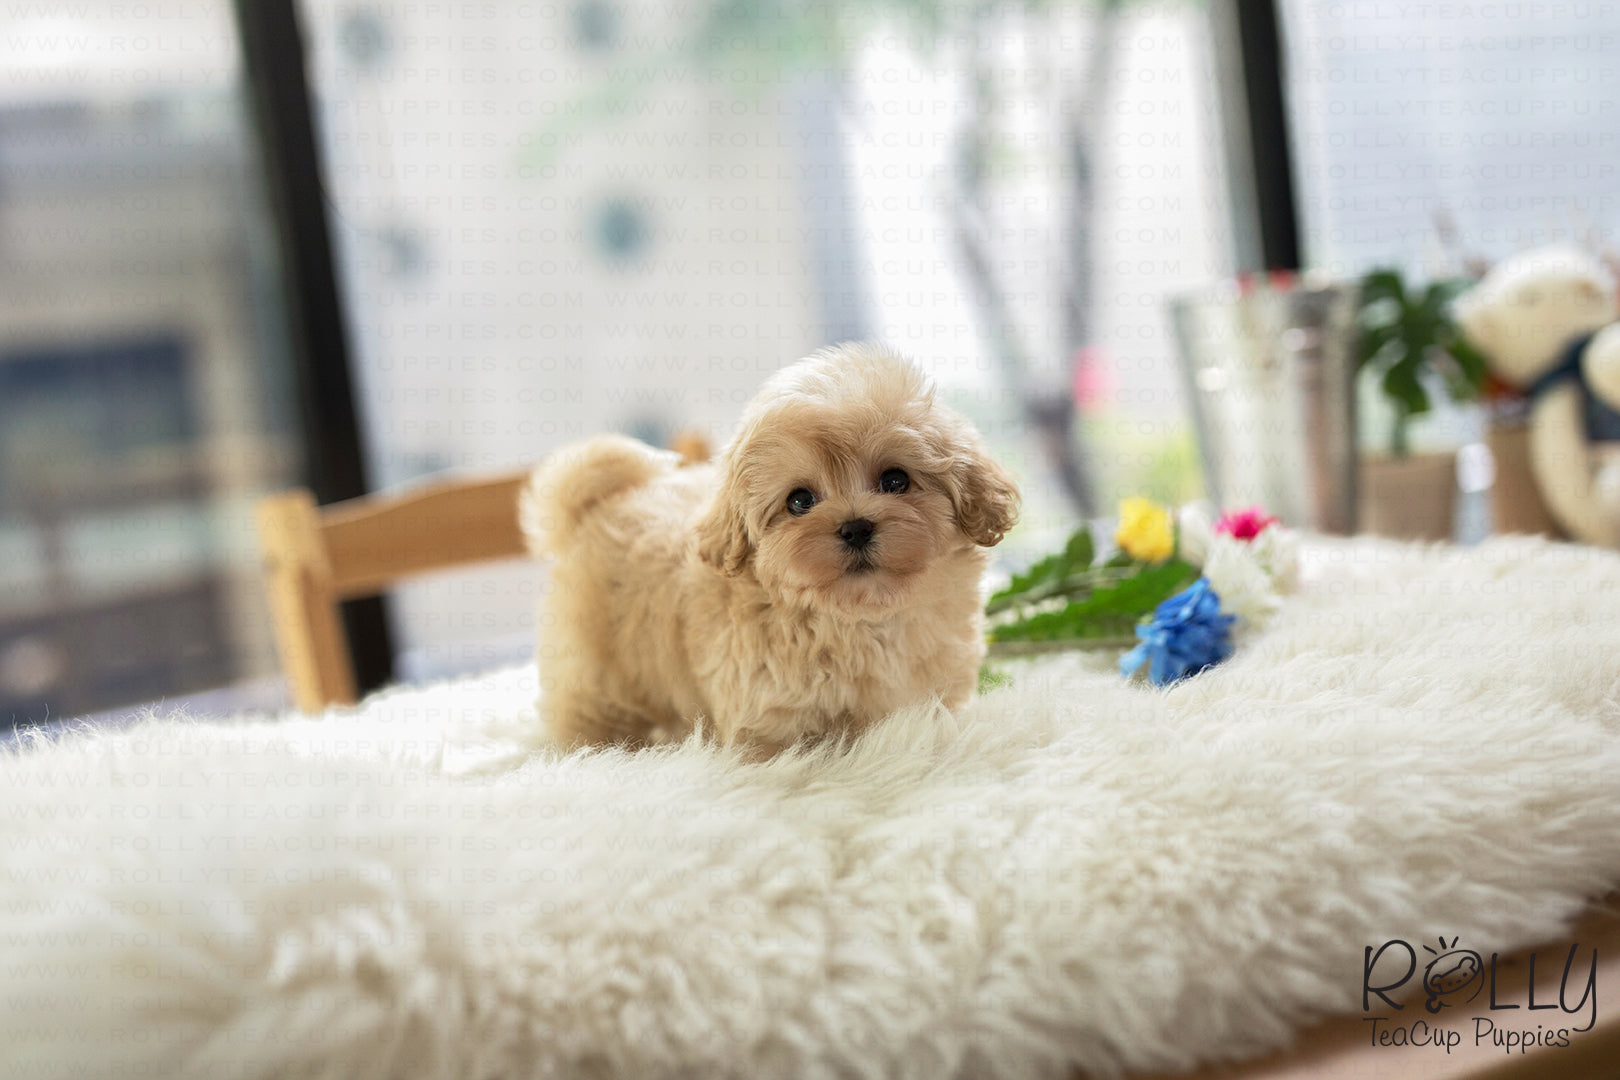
xmin=1070 ymin=345 xmax=1114 ymax=410
xmin=1214 ymin=507 xmax=1279 ymax=542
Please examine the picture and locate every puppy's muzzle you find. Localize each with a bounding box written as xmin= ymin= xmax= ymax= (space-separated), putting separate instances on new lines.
xmin=839 ymin=518 xmax=876 ymax=551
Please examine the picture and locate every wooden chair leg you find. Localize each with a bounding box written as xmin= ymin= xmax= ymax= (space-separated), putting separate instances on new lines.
xmin=257 ymin=491 xmax=358 ymax=711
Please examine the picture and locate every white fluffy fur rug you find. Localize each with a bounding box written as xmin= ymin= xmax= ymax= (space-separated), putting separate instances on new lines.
xmin=4 ymin=536 xmax=1620 ymax=1080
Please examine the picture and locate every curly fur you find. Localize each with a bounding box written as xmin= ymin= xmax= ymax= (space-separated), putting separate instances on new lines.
xmin=522 ymin=343 xmax=1020 ymax=752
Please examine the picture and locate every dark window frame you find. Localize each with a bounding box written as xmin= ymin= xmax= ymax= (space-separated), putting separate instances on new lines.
xmin=233 ymin=0 xmax=394 ymax=695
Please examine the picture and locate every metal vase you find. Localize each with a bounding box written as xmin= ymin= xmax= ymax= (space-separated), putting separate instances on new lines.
xmin=1169 ymin=278 xmax=1360 ymax=534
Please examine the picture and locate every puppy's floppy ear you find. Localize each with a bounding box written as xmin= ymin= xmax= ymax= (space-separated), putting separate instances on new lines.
xmin=945 ymin=431 xmax=1020 ymax=547
xmin=695 ymin=465 xmax=753 ymax=575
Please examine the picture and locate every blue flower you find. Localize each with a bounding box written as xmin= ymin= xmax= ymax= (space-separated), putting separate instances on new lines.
xmin=1119 ymin=577 xmax=1235 ymax=686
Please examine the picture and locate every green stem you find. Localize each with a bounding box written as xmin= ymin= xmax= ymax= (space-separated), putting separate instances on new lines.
xmin=1391 ymin=401 xmax=1410 ymax=459
xmin=985 ymin=566 xmax=1135 ymax=616
xmin=985 ymin=636 xmax=1138 ymax=659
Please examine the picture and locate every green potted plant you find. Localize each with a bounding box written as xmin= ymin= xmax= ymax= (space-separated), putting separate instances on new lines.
xmin=1354 ymin=268 xmax=1488 ymax=540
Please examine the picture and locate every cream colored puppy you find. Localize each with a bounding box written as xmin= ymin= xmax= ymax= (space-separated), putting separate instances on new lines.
xmin=522 ymin=343 xmax=1019 ymax=753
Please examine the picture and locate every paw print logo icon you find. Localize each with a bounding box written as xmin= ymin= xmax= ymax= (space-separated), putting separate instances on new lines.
xmin=1422 ymin=936 xmax=1484 ymax=1013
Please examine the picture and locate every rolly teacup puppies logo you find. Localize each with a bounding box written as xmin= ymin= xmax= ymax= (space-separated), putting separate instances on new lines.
xmin=1363 ymin=935 xmax=1598 ymax=1056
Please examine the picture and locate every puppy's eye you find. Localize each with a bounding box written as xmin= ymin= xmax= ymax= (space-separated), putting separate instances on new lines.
xmin=786 ymin=488 xmax=817 ymax=515
xmin=878 ymin=468 xmax=910 ymax=494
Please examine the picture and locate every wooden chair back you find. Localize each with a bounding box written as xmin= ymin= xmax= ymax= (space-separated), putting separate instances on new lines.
xmin=256 ymin=468 xmax=531 ymax=712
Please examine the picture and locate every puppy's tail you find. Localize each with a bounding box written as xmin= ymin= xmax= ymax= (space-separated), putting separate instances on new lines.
xmin=521 ymin=434 xmax=676 ymax=556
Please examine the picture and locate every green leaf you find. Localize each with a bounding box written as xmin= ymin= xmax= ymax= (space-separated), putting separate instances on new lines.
xmin=1102 ymin=548 xmax=1135 ymax=569
xmin=988 ymin=525 xmax=1095 ymax=607
xmin=1357 ymin=322 xmax=1399 ymax=367
xmin=1359 ymin=269 xmax=1406 ymax=305
xmin=990 ymin=559 xmax=1198 ymax=643
xmin=977 ymin=663 xmax=1012 ymax=694
xmin=1442 ymin=332 xmax=1489 ymax=393
xmin=1381 ymin=360 xmax=1431 ymax=417
xmin=1063 ymin=527 xmax=1095 ymax=572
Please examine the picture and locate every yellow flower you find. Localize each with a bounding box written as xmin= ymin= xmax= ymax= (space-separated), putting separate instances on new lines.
xmin=1116 ymin=497 xmax=1175 ymax=563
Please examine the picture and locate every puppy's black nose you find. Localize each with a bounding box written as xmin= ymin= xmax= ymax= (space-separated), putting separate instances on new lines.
xmin=838 ymin=518 xmax=876 ymax=550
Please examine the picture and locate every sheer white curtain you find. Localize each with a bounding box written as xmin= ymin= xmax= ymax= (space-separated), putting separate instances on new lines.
xmin=1282 ymin=1 xmax=1620 ymax=276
